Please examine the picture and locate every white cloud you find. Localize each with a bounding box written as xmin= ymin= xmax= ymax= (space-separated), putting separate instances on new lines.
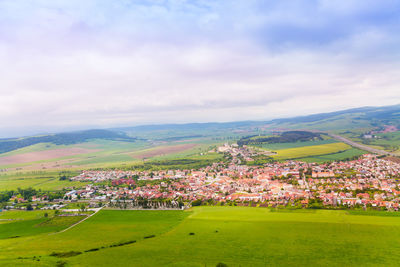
xmin=0 ymin=0 xmax=399 ymax=137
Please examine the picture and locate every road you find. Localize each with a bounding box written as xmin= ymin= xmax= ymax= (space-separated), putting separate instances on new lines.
xmin=327 ymin=133 xmax=398 ymax=157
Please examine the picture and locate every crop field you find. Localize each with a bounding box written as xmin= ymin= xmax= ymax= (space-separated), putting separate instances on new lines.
xmin=0 ymin=138 xmax=222 ymax=172
xmin=271 ymin=142 xmax=352 ymax=160
xmin=0 ymin=151 xmax=223 ymax=191
xmin=256 ymin=139 xmax=338 ymax=150
xmin=129 ymin=143 xmax=199 ymax=159
xmin=296 ymin=148 xmax=367 ymax=163
xmin=1 ymin=207 xmax=400 ymax=266
xmin=0 ymin=147 xmax=101 ymax=166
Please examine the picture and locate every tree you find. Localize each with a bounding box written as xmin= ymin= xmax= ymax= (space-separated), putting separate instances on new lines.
xmin=26 ymin=203 xmax=33 ymax=211
xmin=80 ymin=204 xmax=86 ymax=212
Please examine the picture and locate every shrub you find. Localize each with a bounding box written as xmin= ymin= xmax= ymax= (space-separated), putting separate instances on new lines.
xmin=192 ymin=199 xmax=203 ymax=206
xmin=110 ymin=240 xmax=136 ymax=247
xmin=84 ymin=248 xmax=100 ymax=252
xmin=49 ymin=251 xmax=82 ymax=258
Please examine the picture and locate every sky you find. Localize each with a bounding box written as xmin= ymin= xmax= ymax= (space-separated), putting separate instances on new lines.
xmin=0 ymin=0 xmax=400 ymax=137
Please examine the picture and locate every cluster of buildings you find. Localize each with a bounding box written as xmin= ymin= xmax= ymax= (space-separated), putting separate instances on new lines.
xmin=66 ymin=145 xmax=400 ymax=210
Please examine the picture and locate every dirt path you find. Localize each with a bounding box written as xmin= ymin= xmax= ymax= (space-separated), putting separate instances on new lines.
xmin=52 ymin=207 xmax=104 ymax=234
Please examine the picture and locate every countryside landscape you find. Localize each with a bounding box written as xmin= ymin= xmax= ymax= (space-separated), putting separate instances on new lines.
xmin=2 ymin=1 xmax=400 ymax=266
xmin=2 ymin=105 xmax=400 ymax=266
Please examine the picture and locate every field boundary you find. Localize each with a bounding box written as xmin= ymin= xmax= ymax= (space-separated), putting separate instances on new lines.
xmin=51 ymin=207 xmax=104 ymax=234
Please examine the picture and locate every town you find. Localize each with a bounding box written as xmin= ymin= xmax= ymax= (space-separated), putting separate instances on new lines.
xmin=5 ymin=144 xmax=400 ymax=212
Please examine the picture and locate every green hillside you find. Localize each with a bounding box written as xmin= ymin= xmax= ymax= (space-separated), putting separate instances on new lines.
xmin=2 ymin=207 xmax=400 ymax=266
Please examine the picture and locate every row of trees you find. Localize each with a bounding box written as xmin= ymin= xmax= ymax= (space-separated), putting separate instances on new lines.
xmin=109 ymin=199 xmax=185 ymax=209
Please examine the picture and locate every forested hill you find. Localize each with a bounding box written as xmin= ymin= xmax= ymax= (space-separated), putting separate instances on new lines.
xmin=237 ymin=131 xmax=322 ymax=146
xmin=0 ymin=129 xmax=135 ymax=154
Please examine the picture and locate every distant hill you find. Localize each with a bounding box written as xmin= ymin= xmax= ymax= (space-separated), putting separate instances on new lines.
xmin=113 ymin=121 xmax=261 ymax=139
xmin=112 ymin=104 xmax=400 ymax=137
xmin=1 ymin=104 xmax=399 ymax=155
xmin=0 ymin=129 xmax=135 ymax=154
xmin=268 ymin=104 xmax=400 ymax=132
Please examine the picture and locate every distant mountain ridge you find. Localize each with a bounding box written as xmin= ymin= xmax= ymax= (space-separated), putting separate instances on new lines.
xmin=0 ymin=104 xmax=399 ymax=155
xmin=271 ymin=104 xmax=400 ymax=125
xmin=0 ymin=129 xmax=135 ymax=154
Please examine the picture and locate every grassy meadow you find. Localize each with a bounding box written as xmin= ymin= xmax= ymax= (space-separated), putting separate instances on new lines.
xmin=1 ymin=207 xmax=400 ymax=266
xmin=0 ymin=210 xmax=86 ymax=240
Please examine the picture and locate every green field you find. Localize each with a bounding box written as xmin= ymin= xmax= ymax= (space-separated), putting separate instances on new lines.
xmin=296 ymin=148 xmax=367 ymax=163
xmin=0 ymin=210 xmax=85 ymax=240
xmin=1 ymin=207 xmax=400 ymax=266
xmin=271 ymin=142 xmax=352 ymax=160
xmin=256 ymin=139 xmax=338 ymax=150
xmin=363 ymin=132 xmax=400 ymax=154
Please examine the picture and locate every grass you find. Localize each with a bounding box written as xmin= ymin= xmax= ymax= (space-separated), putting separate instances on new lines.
xmin=272 ymin=142 xmax=352 ymax=160
xmin=0 ymin=211 xmax=85 ymax=239
xmin=1 ymin=207 xmax=400 ymax=266
xmin=0 ymin=210 xmax=188 ymax=266
xmin=0 ymin=210 xmax=49 ymax=220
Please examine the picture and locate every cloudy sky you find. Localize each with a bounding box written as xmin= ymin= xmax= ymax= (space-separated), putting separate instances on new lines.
xmin=1 ymin=0 xmax=400 ymax=137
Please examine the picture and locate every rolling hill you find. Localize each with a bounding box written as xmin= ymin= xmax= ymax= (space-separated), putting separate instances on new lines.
xmin=0 ymin=104 xmax=398 ymax=171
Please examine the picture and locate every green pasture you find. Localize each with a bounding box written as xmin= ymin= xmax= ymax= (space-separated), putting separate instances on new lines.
xmin=0 ymin=209 xmax=188 ymax=266
xmin=0 ymin=210 xmax=85 ymax=240
xmin=1 ymin=207 xmax=400 ymax=266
